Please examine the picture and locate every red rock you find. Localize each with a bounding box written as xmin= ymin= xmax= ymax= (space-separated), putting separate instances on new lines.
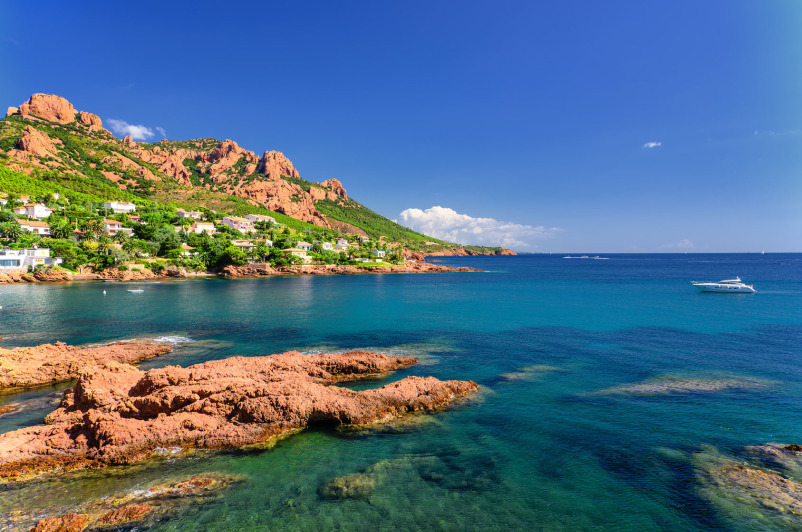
xmin=18 ymin=125 xmax=59 ymax=157
xmin=97 ymin=504 xmax=152 ymax=525
xmin=77 ymin=111 xmax=103 ymax=131
xmin=257 ymin=150 xmax=299 ymax=179
xmin=6 ymin=106 xmax=18 ymax=117
xmin=31 ymin=513 xmax=89 ymax=532
xmin=18 ymin=94 xmax=76 ymax=124
xmin=0 ymin=351 xmax=478 ymax=478
xmin=0 ymin=405 xmax=16 ymax=415
xmin=0 ymin=341 xmax=173 ymax=390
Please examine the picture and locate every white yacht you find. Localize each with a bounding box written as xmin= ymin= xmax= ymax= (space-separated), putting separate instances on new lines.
xmin=691 ymin=277 xmax=756 ymax=293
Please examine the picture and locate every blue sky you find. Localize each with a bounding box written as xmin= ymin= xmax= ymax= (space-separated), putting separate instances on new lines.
xmin=2 ymin=1 xmax=800 ymax=252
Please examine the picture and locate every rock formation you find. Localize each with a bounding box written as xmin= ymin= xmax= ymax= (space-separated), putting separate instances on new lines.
xmin=24 ymin=475 xmax=238 ymax=531
xmin=219 ymin=262 xmax=482 ymax=278
xmin=17 ymin=125 xmax=60 ymax=157
xmin=17 ymin=93 xmax=76 ymax=124
xmin=257 ymin=150 xmax=299 ymax=179
xmin=0 ymin=351 xmax=478 ymax=479
xmin=0 ymin=341 xmax=172 ymax=390
xmin=77 ymin=111 xmax=103 ymax=131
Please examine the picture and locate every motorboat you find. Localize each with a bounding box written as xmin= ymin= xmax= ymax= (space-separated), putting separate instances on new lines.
xmin=127 ymin=289 xmax=144 ymax=293
xmin=691 ymin=277 xmax=756 ymax=293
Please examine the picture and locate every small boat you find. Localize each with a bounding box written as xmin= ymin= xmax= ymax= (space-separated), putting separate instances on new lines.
xmin=691 ymin=277 xmax=756 ymax=293
xmin=127 ymin=289 xmax=144 ymax=293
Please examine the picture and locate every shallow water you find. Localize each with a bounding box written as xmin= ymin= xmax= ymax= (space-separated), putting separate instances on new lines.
xmin=1 ymin=253 xmax=801 ymax=530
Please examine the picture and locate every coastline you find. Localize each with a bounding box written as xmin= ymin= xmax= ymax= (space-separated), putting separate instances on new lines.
xmin=0 ymin=260 xmax=482 ymax=285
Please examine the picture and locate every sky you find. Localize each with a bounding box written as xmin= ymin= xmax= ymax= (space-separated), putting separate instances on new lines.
xmin=2 ymin=0 xmax=800 ymax=252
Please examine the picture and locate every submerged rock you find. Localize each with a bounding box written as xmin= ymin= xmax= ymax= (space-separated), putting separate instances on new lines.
xmin=0 ymin=351 xmax=478 ymax=480
xmin=497 ymin=364 xmax=562 ymax=382
xmin=594 ymin=374 xmax=771 ymax=396
xmin=320 ymin=473 xmax=376 ymax=499
xmin=0 ymin=341 xmax=173 ymax=392
xmin=21 ymin=474 xmax=237 ymax=531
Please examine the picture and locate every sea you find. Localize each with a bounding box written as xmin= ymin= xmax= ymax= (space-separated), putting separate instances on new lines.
xmin=1 ymin=253 xmax=801 ymax=531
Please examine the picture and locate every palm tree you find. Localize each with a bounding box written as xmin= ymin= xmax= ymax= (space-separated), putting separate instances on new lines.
xmin=112 ymin=231 xmax=129 ymax=244
xmin=2 ymin=222 xmax=21 ymax=242
xmin=81 ymin=219 xmax=104 ymax=240
xmin=51 ymin=221 xmax=72 ymax=239
xmin=96 ymin=237 xmax=113 ymax=256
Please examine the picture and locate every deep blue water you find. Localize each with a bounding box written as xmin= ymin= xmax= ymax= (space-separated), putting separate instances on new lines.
xmin=1 ymin=253 xmax=801 ymax=530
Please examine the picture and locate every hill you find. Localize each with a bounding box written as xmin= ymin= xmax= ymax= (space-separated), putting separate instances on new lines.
xmin=0 ymin=93 xmax=514 ymax=255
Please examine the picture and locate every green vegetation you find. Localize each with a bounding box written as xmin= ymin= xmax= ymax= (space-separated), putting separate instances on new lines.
xmin=281 ymin=174 xmax=324 ymax=192
xmin=314 ymin=199 xmax=437 ymax=243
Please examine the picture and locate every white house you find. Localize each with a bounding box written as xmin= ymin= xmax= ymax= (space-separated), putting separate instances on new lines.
xmin=0 ymin=248 xmax=62 ymax=270
xmin=231 ymin=239 xmax=256 ymax=250
xmin=221 ymin=216 xmax=255 ymax=234
xmin=13 ymin=203 xmax=53 ymax=219
xmin=244 ymin=214 xmax=276 ymax=224
xmin=359 ymin=236 xmax=370 ymax=243
xmin=334 ymin=238 xmax=349 ymax=251
xmin=372 ymin=249 xmax=386 ymax=258
xmin=177 ymin=209 xmax=203 ymax=220
xmin=190 ymin=222 xmax=216 ymax=235
xmin=104 ymin=201 xmax=137 ymax=214
xmin=15 ymin=219 xmax=50 ymax=236
xmin=321 ymin=242 xmax=333 ymax=251
xmin=296 ymin=241 xmax=312 ymax=251
xmin=102 ymin=219 xmax=133 ymax=236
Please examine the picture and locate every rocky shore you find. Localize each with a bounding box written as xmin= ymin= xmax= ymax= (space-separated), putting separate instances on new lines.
xmin=0 ymin=341 xmax=173 ymax=392
xmin=0 ymin=350 xmax=478 ymax=480
xmin=0 ymin=261 xmax=480 ymax=284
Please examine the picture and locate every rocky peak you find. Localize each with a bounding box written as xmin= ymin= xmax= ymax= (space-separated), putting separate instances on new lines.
xmin=17 ymin=94 xmax=76 ymax=124
xmin=321 ymin=178 xmax=348 ymax=200
xmin=257 ymin=150 xmax=299 ymax=179
xmin=123 ymin=136 xmax=137 ymax=148
xmin=77 ymin=111 xmax=103 ymax=131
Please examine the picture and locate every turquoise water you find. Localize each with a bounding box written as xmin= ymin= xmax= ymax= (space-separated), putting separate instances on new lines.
xmin=1 ymin=254 xmax=801 ymax=530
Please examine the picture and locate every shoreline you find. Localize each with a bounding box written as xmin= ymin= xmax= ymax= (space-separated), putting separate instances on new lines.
xmin=0 ymin=261 xmax=483 ymax=285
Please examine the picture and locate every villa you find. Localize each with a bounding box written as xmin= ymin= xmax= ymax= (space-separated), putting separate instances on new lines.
xmin=104 ymin=201 xmax=137 ymax=214
xmin=296 ymin=241 xmax=312 ymax=251
xmin=221 ymin=216 xmax=255 ymax=234
xmin=177 ymin=209 xmax=203 ymax=220
xmin=13 ymin=203 xmax=53 ymax=219
xmin=15 ymin=219 xmax=51 ymax=236
xmin=244 ymin=214 xmax=276 ymax=224
xmin=281 ymin=248 xmax=312 ymax=263
xmin=0 ymin=248 xmax=62 ymax=271
xmin=231 ymin=239 xmax=256 ymax=250
xmin=102 ymin=219 xmax=133 ymax=236
xmin=190 ymin=222 xmax=216 ymax=235
xmin=372 ymin=249 xmax=386 ymax=258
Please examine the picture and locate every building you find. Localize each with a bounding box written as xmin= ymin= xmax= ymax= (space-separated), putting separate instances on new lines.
xmin=372 ymin=249 xmax=386 ymax=258
xmin=334 ymin=238 xmax=350 ymax=251
xmin=190 ymin=222 xmax=216 ymax=235
xmin=177 ymin=209 xmax=203 ymax=221
xmin=296 ymin=241 xmax=312 ymax=251
xmin=281 ymin=248 xmax=312 ymax=263
xmin=15 ymin=219 xmax=50 ymax=236
xmin=359 ymin=236 xmax=370 ymax=243
xmin=221 ymin=216 xmax=255 ymax=234
xmin=231 ymin=239 xmax=256 ymax=250
xmin=321 ymin=242 xmax=333 ymax=251
xmin=180 ymin=244 xmax=198 ymax=257
xmin=13 ymin=203 xmax=53 ymax=219
xmin=102 ymin=219 xmax=133 ymax=236
xmin=0 ymin=248 xmax=62 ymax=270
xmin=244 ymin=214 xmax=276 ymax=224
xmin=104 ymin=201 xmax=137 ymax=214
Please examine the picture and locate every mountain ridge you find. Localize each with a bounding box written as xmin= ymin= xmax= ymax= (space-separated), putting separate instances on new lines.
xmin=1 ymin=93 xmax=514 ymax=255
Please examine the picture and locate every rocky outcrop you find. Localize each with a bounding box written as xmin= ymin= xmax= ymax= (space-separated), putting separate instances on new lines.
xmin=17 ymin=93 xmax=76 ymax=124
xmin=220 ymin=262 xmax=482 ymax=278
xmin=77 ymin=111 xmax=103 ymax=131
xmin=0 ymin=351 xmax=478 ymax=479
xmin=321 ymin=178 xmax=347 ymax=200
xmin=201 ymin=139 xmax=258 ymax=176
xmin=257 ymin=150 xmax=299 ymax=179
xmin=0 ymin=341 xmax=173 ymax=391
xmin=17 ymin=125 xmax=60 ymax=157
xmin=6 ymin=106 xmax=18 ymax=118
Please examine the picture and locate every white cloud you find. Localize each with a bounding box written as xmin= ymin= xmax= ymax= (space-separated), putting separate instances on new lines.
xmin=397 ymin=206 xmax=561 ymax=251
xmin=107 ymin=119 xmax=156 ymax=141
xmin=643 ymin=141 xmax=662 ymax=149
xmin=660 ymin=239 xmax=694 ymax=250
xmin=155 ymin=126 xmax=167 ymax=138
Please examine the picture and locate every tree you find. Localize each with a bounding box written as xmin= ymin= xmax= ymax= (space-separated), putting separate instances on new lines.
xmin=96 ymin=237 xmax=113 ymax=256
xmin=1 ymin=222 xmax=21 ymax=242
xmin=81 ymin=219 xmax=104 ymax=240
xmin=51 ymin=220 xmax=72 ymax=239
xmin=112 ymin=231 xmax=129 ymax=244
